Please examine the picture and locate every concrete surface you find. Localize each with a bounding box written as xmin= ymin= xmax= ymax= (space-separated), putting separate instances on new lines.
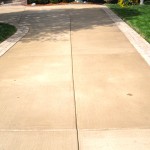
xmin=0 ymin=25 xmax=29 ymax=56
xmin=79 ymin=129 xmax=150 ymax=150
xmin=103 ymin=6 xmax=150 ymax=65
xmin=71 ymin=7 xmax=150 ymax=129
xmin=0 ymin=130 xmax=78 ymax=150
xmin=0 ymin=5 xmax=150 ymax=150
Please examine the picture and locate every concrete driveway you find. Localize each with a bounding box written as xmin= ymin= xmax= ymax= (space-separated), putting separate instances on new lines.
xmin=0 ymin=5 xmax=150 ymax=150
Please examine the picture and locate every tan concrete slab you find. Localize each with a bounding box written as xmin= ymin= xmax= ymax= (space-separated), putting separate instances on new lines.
xmin=0 ymin=55 xmax=75 ymax=129
xmin=70 ymin=6 xmax=150 ymax=129
xmin=0 ymin=82 xmax=75 ymax=129
xmin=6 ymin=41 xmax=71 ymax=57
xmin=70 ymin=8 xmax=114 ymax=28
xmin=0 ymin=6 xmax=25 ymax=14
xmin=72 ymin=29 xmax=129 ymax=40
xmin=0 ymin=56 xmax=71 ymax=80
xmin=71 ymin=47 xmax=135 ymax=55
xmin=0 ymin=5 xmax=150 ymax=149
xmin=0 ymin=8 xmax=75 ymax=130
xmin=71 ymin=27 xmax=135 ymax=55
xmin=0 ymin=130 xmax=77 ymax=150
xmin=0 ymin=6 xmax=25 ymax=24
xmin=71 ymin=8 xmax=135 ymax=55
xmin=79 ymin=129 xmax=150 ymax=150
xmin=73 ymin=53 xmax=150 ymax=129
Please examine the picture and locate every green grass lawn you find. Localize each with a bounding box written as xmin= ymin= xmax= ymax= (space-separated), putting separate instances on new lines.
xmin=0 ymin=23 xmax=17 ymax=43
xmin=107 ymin=4 xmax=150 ymax=43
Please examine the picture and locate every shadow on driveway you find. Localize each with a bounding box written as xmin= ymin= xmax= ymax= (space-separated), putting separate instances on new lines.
xmin=0 ymin=6 xmax=141 ymax=42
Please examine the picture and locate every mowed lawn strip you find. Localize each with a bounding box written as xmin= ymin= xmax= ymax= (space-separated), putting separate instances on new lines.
xmin=107 ymin=4 xmax=150 ymax=43
xmin=0 ymin=23 xmax=17 ymax=43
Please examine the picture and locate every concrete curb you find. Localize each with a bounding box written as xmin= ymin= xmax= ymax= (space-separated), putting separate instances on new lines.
xmin=0 ymin=24 xmax=29 ymax=56
xmin=102 ymin=5 xmax=150 ymax=66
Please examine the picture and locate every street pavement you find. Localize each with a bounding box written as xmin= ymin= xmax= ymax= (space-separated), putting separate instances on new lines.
xmin=0 ymin=5 xmax=150 ymax=150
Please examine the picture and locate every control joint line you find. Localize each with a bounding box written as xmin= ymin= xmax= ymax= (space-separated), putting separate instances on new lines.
xmin=68 ymin=11 xmax=80 ymax=150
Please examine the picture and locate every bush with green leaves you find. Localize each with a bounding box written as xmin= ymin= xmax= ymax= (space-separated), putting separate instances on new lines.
xmin=87 ymin=0 xmax=105 ymax=3
xmin=38 ymin=0 xmax=50 ymax=3
xmin=118 ymin=0 xmax=138 ymax=6
xmin=104 ymin=0 xmax=113 ymax=3
xmin=28 ymin=0 xmax=50 ymax=4
xmin=50 ymin=0 xmax=59 ymax=3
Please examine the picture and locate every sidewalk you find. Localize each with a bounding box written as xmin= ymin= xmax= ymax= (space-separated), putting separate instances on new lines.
xmin=0 ymin=5 xmax=150 ymax=150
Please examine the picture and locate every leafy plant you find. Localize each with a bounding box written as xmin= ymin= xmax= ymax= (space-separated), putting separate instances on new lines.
xmin=28 ymin=0 xmax=50 ymax=4
xmin=50 ymin=0 xmax=59 ymax=3
xmin=118 ymin=0 xmax=138 ymax=6
xmin=104 ymin=0 xmax=113 ymax=3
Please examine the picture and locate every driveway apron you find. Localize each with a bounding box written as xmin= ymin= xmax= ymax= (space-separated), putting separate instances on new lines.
xmin=0 ymin=5 xmax=150 ymax=150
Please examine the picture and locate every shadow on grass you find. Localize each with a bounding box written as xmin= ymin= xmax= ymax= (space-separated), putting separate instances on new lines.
xmin=107 ymin=6 xmax=141 ymax=20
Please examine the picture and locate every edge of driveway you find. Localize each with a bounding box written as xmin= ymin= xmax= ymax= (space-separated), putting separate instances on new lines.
xmin=102 ymin=5 xmax=150 ymax=66
xmin=0 ymin=4 xmax=150 ymax=65
xmin=0 ymin=23 xmax=29 ymax=56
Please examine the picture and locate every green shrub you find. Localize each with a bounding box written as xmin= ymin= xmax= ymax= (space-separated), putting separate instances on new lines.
xmin=50 ymin=0 xmax=59 ymax=3
xmin=38 ymin=0 xmax=50 ymax=3
xmin=104 ymin=0 xmax=113 ymax=3
xmin=87 ymin=0 xmax=104 ymax=3
xmin=28 ymin=0 xmax=50 ymax=4
xmin=65 ymin=0 xmax=74 ymax=2
xmin=118 ymin=0 xmax=138 ymax=7
xmin=27 ymin=0 xmax=35 ymax=4
xmin=144 ymin=0 xmax=150 ymax=4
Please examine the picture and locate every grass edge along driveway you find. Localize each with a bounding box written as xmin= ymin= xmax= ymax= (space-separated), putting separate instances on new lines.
xmin=107 ymin=4 xmax=150 ymax=43
xmin=0 ymin=23 xmax=17 ymax=43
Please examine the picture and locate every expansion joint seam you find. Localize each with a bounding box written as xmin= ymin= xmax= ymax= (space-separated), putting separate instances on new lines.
xmin=68 ymin=11 xmax=80 ymax=150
